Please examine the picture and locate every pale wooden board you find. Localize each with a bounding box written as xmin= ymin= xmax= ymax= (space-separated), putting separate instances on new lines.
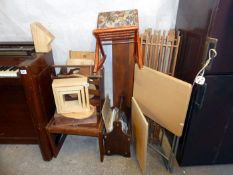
xmin=67 ymin=59 xmax=94 ymax=66
xmin=52 ymin=77 xmax=87 ymax=87
xmin=131 ymin=97 xmax=148 ymax=174
xmin=69 ymin=51 xmax=95 ymax=59
xmin=133 ymin=65 xmax=192 ymax=136
xmin=68 ymin=51 xmax=95 ymax=66
xmin=30 ymin=22 xmax=54 ymax=53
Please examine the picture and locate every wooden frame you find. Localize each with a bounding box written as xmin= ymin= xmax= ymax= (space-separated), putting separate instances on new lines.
xmin=52 ymin=77 xmax=95 ymax=119
xmin=93 ymin=25 xmax=143 ymax=72
xmin=141 ymin=29 xmax=181 ymax=76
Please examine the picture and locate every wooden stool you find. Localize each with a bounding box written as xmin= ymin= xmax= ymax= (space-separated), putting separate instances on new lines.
xmin=93 ymin=9 xmax=143 ymax=72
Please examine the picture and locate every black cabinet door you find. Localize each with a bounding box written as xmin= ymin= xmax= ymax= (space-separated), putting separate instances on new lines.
xmin=178 ymin=75 xmax=233 ymax=165
xmin=207 ymin=0 xmax=233 ymax=74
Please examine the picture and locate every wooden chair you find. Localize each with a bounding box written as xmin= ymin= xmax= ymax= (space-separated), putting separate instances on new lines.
xmin=46 ymin=66 xmax=105 ymax=161
xmin=93 ymin=9 xmax=143 ymax=72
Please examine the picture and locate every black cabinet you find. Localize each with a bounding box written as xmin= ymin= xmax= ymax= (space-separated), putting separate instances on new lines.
xmin=175 ymin=0 xmax=233 ymax=166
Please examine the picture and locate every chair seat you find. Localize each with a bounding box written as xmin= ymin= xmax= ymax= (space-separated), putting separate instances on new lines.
xmin=47 ymin=114 xmax=103 ymax=137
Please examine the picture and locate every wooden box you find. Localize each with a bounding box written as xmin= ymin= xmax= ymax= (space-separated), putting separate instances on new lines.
xmin=104 ymin=120 xmax=131 ymax=157
xmin=52 ymin=77 xmax=94 ymax=119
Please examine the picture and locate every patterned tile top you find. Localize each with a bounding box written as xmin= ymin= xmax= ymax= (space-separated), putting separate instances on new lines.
xmin=97 ymin=9 xmax=138 ymax=29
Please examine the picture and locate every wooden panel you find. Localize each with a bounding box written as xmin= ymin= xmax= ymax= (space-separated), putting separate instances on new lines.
xmin=133 ymin=65 xmax=192 ymax=136
xmin=0 ymin=83 xmax=36 ymax=139
xmin=68 ymin=51 xmax=95 ymax=66
xmin=131 ymin=97 xmax=148 ymax=174
xmin=69 ymin=51 xmax=95 ymax=59
xmin=20 ymin=52 xmax=55 ymax=161
xmin=112 ymin=43 xmax=134 ymax=107
xmin=175 ymin=31 xmax=204 ymax=83
xmin=31 ymin=22 xmax=54 ymax=53
xmin=208 ymin=0 xmax=233 ymax=74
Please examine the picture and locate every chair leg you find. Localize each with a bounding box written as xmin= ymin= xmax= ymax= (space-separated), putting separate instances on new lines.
xmin=46 ymin=129 xmax=67 ymax=157
xmin=98 ymin=133 xmax=104 ymax=162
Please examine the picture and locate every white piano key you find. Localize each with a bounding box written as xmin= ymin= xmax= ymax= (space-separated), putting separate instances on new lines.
xmin=0 ymin=66 xmax=19 ymax=77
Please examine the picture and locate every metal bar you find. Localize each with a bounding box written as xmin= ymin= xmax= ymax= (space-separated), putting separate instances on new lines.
xmin=148 ymin=143 xmax=169 ymax=160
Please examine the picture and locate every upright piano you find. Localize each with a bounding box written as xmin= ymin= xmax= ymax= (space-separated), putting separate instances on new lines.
xmin=0 ymin=42 xmax=55 ymax=161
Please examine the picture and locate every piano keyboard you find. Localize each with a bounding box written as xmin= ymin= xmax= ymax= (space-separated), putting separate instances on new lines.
xmin=0 ymin=66 xmax=19 ymax=77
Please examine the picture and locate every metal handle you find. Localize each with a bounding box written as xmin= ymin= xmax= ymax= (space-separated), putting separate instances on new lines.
xmin=202 ymin=37 xmax=218 ymax=70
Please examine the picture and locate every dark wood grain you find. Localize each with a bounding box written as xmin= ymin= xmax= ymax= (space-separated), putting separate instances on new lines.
xmin=0 ymin=45 xmax=55 ymax=161
xmin=175 ymin=0 xmax=219 ymax=83
xmin=112 ymin=43 xmax=135 ymax=108
xmin=104 ymin=121 xmax=131 ymax=157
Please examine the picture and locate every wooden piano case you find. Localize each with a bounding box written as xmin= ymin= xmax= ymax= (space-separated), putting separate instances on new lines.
xmin=0 ymin=50 xmax=55 ymax=161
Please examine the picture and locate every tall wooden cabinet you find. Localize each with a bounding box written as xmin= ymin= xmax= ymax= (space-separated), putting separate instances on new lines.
xmin=175 ymin=0 xmax=233 ymax=166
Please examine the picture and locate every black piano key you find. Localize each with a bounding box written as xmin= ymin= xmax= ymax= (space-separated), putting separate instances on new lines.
xmin=9 ymin=66 xmax=16 ymax=71
xmin=0 ymin=66 xmax=7 ymax=70
xmin=3 ymin=66 xmax=10 ymax=71
xmin=7 ymin=66 xmax=14 ymax=71
xmin=0 ymin=66 xmax=4 ymax=70
xmin=6 ymin=66 xmax=11 ymax=71
xmin=12 ymin=66 xmax=18 ymax=71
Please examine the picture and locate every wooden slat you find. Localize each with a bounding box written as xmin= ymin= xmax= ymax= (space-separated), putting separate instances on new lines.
xmin=157 ymin=31 xmax=166 ymax=71
xmin=152 ymin=31 xmax=159 ymax=69
xmin=149 ymin=33 xmax=156 ymax=68
xmin=172 ymin=34 xmax=181 ymax=76
xmin=167 ymin=31 xmax=175 ymax=74
xmin=144 ymin=34 xmax=150 ymax=66
xmin=140 ymin=29 xmax=181 ymax=76
xmin=162 ymin=31 xmax=169 ymax=73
